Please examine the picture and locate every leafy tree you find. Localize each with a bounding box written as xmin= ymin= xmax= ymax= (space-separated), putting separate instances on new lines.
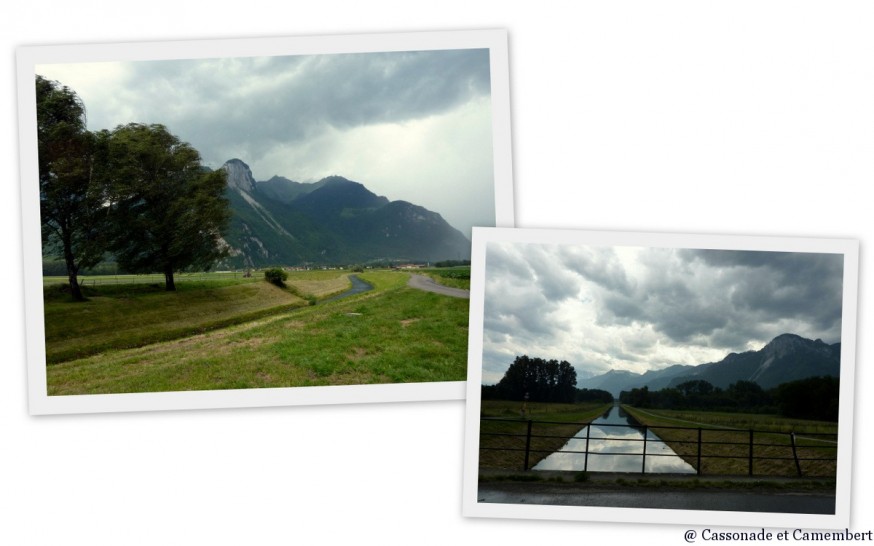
xmin=264 ymin=267 xmax=288 ymax=287
xmin=575 ymin=388 xmax=614 ymax=404
xmin=494 ymin=355 xmax=578 ymax=403
xmin=621 ymin=386 xmax=651 ymax=407
xmin=36 ymin=75 xmax=107 ymax=301
xmin=775 ymin=376 xmax=839 ymax=421
xmin=726 ymin=380 xmax=769 ymax=409
xmin=102 ymin=123 xmax=230 ymax=290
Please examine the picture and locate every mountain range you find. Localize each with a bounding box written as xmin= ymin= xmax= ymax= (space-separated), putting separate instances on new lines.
xmin=217 ymin=159 xmax=471 ymax=268
xmin=578 ymin=333 xmax=841 ymax=396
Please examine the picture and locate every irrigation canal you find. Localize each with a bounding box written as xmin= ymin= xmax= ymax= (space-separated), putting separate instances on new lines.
xmin=325 ymin=272 xmax=469 ymax=303
xmin=533 ymin=406 xmax=696 ymax=474
xmin=322 ymin=274 xmax=373 ymax=302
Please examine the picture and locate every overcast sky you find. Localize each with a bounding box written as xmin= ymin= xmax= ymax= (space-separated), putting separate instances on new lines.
xmin=481 ymin=242 xmax=845 ymax=385
xmin=36 ymin=49 xmax=495 ymax=238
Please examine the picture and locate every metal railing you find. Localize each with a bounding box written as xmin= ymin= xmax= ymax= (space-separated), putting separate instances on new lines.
xmin=480 ymin=417 xmax=838 ymax=476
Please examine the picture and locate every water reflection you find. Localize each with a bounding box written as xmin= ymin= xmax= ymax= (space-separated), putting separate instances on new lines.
xmin=533 ymin=406 xmax=696 ymax=474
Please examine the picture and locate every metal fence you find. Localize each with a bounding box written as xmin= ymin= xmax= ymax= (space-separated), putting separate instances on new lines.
xmin=480 ymin=417 xmax=838 ymax=477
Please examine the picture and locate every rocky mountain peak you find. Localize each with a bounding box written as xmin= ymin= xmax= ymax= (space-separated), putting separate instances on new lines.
xmin=761 ymin=333 xmax=809 ymax=358
xmin=222 ymin=159 xmax=257 ymax=194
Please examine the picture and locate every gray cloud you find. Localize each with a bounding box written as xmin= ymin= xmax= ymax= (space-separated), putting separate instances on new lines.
xmin=558 ymin=246 xmax=633 ymax=293
xmin=682 ymin=249 xmax=844 ymax=340
xmin=100 ymin=50 xmax=491 ymax=166
xmin=37 ymin=48 xmax=495 ymax=238
xmin=481 ymin=242 xmax=846 ymax=383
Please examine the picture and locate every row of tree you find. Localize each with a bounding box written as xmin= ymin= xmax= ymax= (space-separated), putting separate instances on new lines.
xmin=619 ymin=376 xmax=839 ymax=421
xmin=481 ymin=355 xmax=581 ymax=404
xmin=483 ymin=353 xmax=838 ymax=421
xmin=37 ymin=75 xmax=230 ymax=300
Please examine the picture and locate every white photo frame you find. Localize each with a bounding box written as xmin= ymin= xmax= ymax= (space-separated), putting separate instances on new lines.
xmin=463 ymin=227 xmax=858 ymax=529
xmin=18 ymin=29 xmax=514 ymax=415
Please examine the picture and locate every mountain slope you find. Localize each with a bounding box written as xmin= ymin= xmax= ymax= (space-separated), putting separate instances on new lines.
xmin=578 ymin=334 xmax=840 ymax=396
xmin=218 ymin=159 xmax=471 ymax=268
xmin=666 ymin=334 xmax=840 ymax=390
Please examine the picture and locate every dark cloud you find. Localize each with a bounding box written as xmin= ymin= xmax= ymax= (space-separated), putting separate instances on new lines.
xmin=590 ymin=248 xmax=843 ymax=349
xmin=40 ymin=48 xmax=496 ymax=239
xmin=682 ymin=249 xmax=844 ymax=341
xmin=558 ymin=246 xmax=633 ymax=293
xmin=483 ymin=243 xmax=574 ymax=350
xmin=120 ymin=50 xmax=491 ymax=165
xmin=481 ymin=242 xmax=846 ymax=381
xmin=526 ymin=245 xmax=584 ymax=301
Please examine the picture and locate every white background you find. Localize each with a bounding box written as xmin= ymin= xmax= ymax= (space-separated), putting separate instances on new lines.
xmin=2 ymin=2 xmax=871 ymax=544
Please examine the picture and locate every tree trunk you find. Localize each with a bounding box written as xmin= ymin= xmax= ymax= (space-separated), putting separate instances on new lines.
xmin=62 ymin=235 xmax=85 ymax=302
xmin=164 ymin=265 xmax=176 ymax=291
xmin=67 ymin=270 xmax=84 ymax=301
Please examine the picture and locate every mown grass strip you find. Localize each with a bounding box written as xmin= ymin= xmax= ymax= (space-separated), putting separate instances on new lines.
xmin=622 ymin=406 xmax=838 ymax=477
xmin=46 ymin=270 xmax=468 ymax=394
xmin=43 ymin=271 xmax=358 ymax=364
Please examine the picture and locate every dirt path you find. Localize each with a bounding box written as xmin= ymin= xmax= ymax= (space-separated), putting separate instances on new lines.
xmin=406 ymin=274 xmax=470 ymax=299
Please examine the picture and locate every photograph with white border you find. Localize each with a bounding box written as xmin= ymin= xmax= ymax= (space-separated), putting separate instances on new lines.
xmin=18 ymin=29 xmax=514 ymax=415
xmin=463 ymin=227 xmax=858 ymax=528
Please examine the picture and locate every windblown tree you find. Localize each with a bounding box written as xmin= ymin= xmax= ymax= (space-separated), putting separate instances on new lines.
xmin=36 ymin=75 xmax=107 ymax=301
xmin=493 ymin=355 xmax=578 ymax=403
xmin=103 ymin=123 xmax=230 ymax=290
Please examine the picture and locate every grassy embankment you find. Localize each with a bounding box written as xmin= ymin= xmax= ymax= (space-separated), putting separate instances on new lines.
xmin=43 ymin=270 xmax=349 ymax=363
xmin=479 ymin=400 xmax=612 ymax=471
xmin=45 ymin=270 xmax=469 ymax=394
xmin=622 ymin=406 xmax=838 ymax=478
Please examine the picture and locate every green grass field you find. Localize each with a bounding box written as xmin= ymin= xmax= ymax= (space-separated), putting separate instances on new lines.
xmin=479 ymin=400 xmax=612 ymax=471
xmin=622 ymin=406 xmax=838 ymax=478
xmin=419 ymin=266 xmax=471 ymax=290
xmin=44 ymin=270 xmax=257 ymax=287
xmin=44 ymin=270 xmax=469 ymax=394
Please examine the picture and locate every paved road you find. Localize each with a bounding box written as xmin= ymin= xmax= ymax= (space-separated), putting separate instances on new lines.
xmin=477 ymin=482 xmax=836 ymax=514
xmin=407 ymin=274 xmax=470 ymax=299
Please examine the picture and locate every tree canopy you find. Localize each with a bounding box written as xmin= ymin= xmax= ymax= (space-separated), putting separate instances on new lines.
xmin=491 ymin=355 xmax=578 ymax=403
xmin=102 ymin=123 xmax=230 ymax=290
xmin=36 ymin=75 xmax=107 ymax=301
xmin=619 ymin=376 xmax=839 ymax=421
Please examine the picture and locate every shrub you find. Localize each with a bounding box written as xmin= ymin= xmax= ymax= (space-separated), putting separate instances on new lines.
xmin=264 ymin=268 xmax=288 ymax=287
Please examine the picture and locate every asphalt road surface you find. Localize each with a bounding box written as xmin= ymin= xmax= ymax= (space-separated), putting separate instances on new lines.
xmin=477 ymin=482 xmax=836 ymax=514
xmin=407 ymin=274 xmax=470 ymax=299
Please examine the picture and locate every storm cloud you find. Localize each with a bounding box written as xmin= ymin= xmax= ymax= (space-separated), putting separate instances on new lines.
xmin=481 ymin=242 xmax=845 ymax=385
xmin=36 ymin=48 xmax=495 ymax=238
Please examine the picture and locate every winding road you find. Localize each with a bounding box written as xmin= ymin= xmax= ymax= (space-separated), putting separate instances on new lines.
xmin=407 ymin=274 xmax=470 ymax=299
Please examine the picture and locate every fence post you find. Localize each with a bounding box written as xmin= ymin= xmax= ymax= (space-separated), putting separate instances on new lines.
xmin=523 ymin=419 xmax=533 ymax=471
xmin=748 ymin=429 xmax=754 ymax=476
xmin=790 ymin=432 xmax=803 ymax=477
xmin=641 ymin=425 xmax=648 ymax=474
xmin=697 ymin=427 xmax=702 ymax=475
xmin=584 ymin=424 xmax=590 ymax=472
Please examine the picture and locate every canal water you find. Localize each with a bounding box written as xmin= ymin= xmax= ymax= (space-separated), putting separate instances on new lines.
xmin=533 ymin=406 xmax=696 ymax=474
xmin=322 ymin=274 xmax=373 ymax=302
